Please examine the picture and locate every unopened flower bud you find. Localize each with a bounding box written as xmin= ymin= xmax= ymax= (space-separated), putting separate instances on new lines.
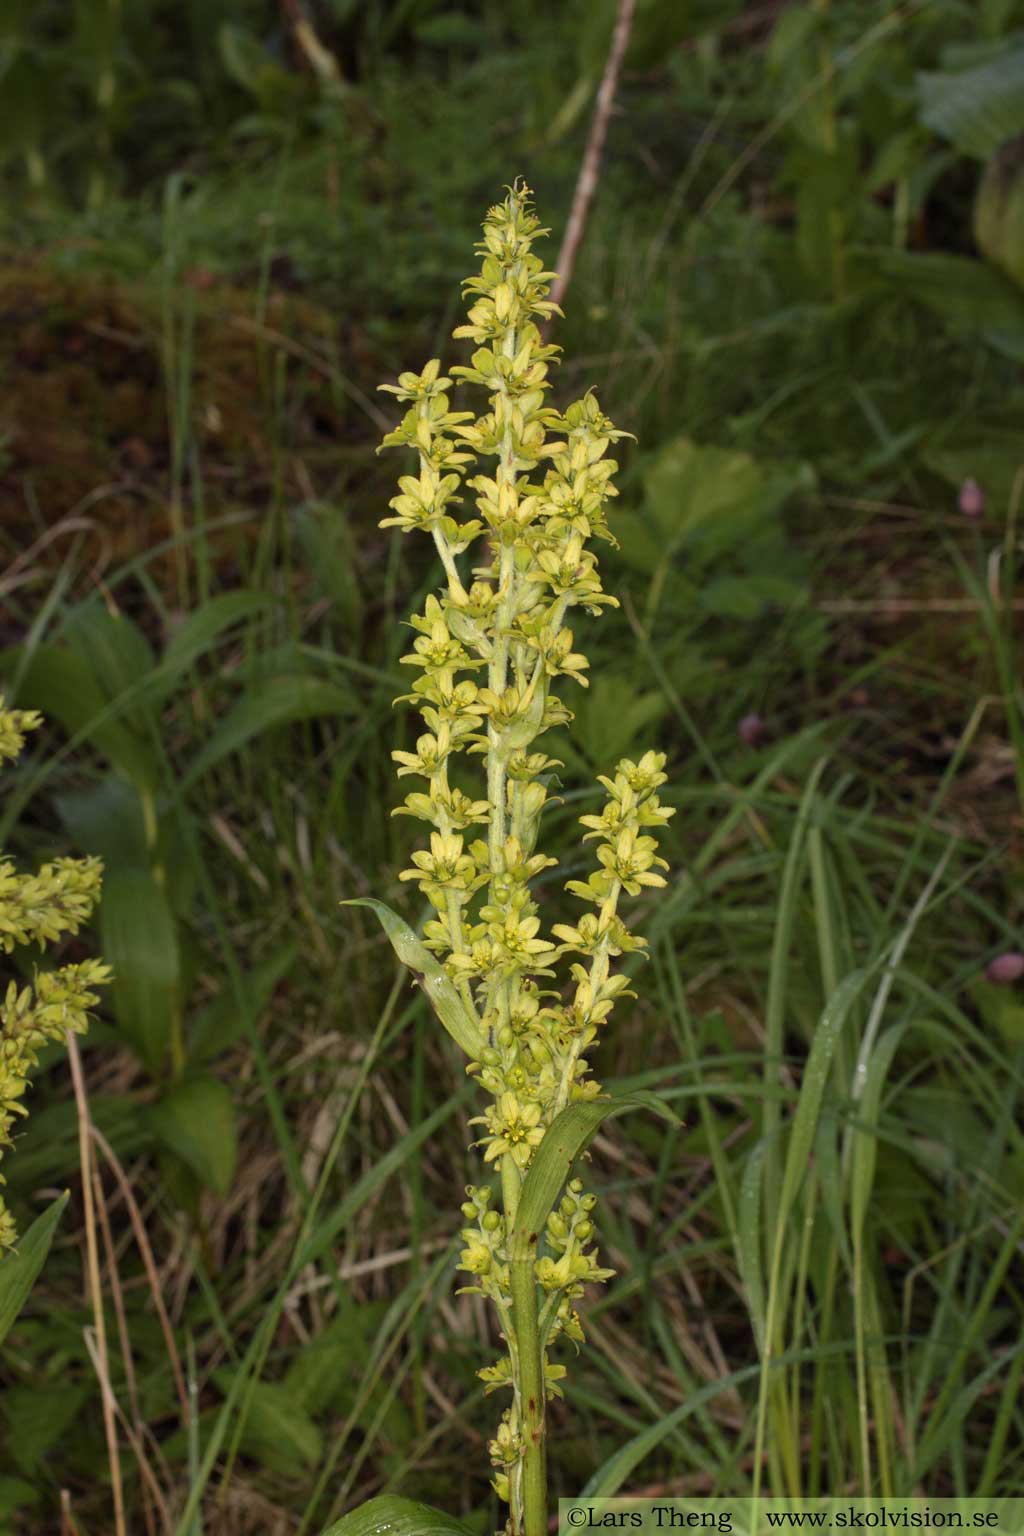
xmin=959 ymin=478 xmax=985 ymax=519
xmin=986 ymin=952 xmax=1024 ymax=985
xmin=738 ymin=713 xmax=763 ymax=746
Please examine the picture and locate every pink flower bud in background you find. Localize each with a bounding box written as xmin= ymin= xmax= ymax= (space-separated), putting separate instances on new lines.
xmin=959 ymin=478 xmax=985 ymax=519
xmin=738 ymin=713 xmax=763 ymax=746
xmin=985 ymin=952 xmax=1024 ymax=985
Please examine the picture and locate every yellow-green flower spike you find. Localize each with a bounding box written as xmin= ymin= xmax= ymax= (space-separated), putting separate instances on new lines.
xmin=375 ymin=184 xmax=672 ymax=1533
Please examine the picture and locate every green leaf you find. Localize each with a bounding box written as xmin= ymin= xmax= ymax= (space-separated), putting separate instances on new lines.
xmin=151 ymin=590 xmax=274 ymax=707
xmin=850 ymin=1025 xmax=906 ymax=1237
xmin=1 ymin=1382 xmax=89 ymax=1475
xmin=737 ymin=1140 xmax=767 ymax=1353
xmin=219 ymin=23 xmax=280 ymax=94
xmin=148 ymin=1075 xmax=238 ymax=1197
xmin=189 ymin=943 xmax=298 ymax=1065
xmin=509 ymin=1091 xmax=681 ymax=1263
xmin=573 ymin=675 xmax=667 ymax=767
xmin=3 ymin=1096 xmax=147 ymax=1197
xmin=922 ymin=428 xmax=1024 ymax=511
xmin=0 ymin=1474 xmax=39 ymax=1517
xmin=342 ymin=898 xmax=486 ymax=1059
xmin=1 ymin=643 xmax=159 ymax=792
xmin=292 ymin=506 xmax=364 ymax=634
xmin=917 ymin=47 xmax=1024 ymax=160
xmin=101 ymin=866 xmax=180 ymax=1072
xmin=875 ymin=250 xmax=1024 ymax=360
xmin=0 ymin=1193 xmax=69 ymax=1348
xmin=181 ymin=674 xmax=356 ymax=790
xmin=211 ymin=1372 xmax=321 ymax=1475
xmin=62 ymin=601 xmax=156 ymax=728
xmin=970 ymin=977 xmax=1024 ymax=1044
xmin=320 ymin=1495 xmax=476 ymax=1536
xmin=778 ymin=969 xmax=866 ymax=1224
xmin=54 ymin=774 xmax=149 ymax=868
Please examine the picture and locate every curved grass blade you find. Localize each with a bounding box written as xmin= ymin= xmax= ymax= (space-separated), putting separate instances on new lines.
xmin=341 ymin=898 xmax=485 ymax=1059
xmin=320 ymin=1495 xmax=475 ymax=1536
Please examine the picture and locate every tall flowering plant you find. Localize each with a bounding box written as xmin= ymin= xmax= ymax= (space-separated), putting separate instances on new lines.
xmin=340 ymin=184 xmax=676 ymax=1536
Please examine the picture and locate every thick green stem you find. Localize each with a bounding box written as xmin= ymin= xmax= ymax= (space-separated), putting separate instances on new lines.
xmin=511 ymin=1245 xmax=547 ymax=1536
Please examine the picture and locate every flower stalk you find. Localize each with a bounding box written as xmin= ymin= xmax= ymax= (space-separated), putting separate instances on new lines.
xmin=372 ymin=183 xmax=673 ymax=1535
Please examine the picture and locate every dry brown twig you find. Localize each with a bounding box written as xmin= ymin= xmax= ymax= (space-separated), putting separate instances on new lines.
xmin=549 ymin=0 xmax=636 ymax=316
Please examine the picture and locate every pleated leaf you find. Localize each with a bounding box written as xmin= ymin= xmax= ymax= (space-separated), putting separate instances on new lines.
xmin=320 ymin=1495 xmax=475 ymax=1536
xmin=917 ymin=48 xmax=1024 ymax=160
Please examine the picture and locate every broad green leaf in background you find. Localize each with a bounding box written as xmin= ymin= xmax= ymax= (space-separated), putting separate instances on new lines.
xmin=219 ymin=22 xmax=287 ymax=96
xmin=3 ymin=1096 xmax=147 ymax=1197
xmin=0 ymin=1474 xmax=39 ymax=1520
xmin=285 ymin=1303 xmax=413 ymax=1462
xmin=922 ymin=428 xmax=1024 ymax=511
xmin=874 ymin=250 xmax=1024 ymax=361
xmin=342 ymin=898 xmax=486 ymax=1059
xmin=190 ymin=942 xmax=298 ymax=1064
xmin=211 ymin=1372 xmax=322 ymax=1475
xmin=0 ymin=1382 xmax=89 ymax=1476
xmin=917 ymin=45 xmax=1024 ymax=159
xmin=61 ymin=600 xmax=155 ymax=730
xmin=617 ymin=437 xmax=814 ymax=591
xmin=975 ymin=136 xmax=1024 ymax=292
xmin=0 ymin=643 xmax=159 ymax=792
xmin=148 ymin=1075 xmax=238 ymax=1196
xmin=0 ymin=1193 xmax=68 ymax=1348
xmin=54 ymin=774 xmax=150 ymax=869
xmin=152 ymin=589 xmax=274 ymax=707
xmin=100 ymin=865 xmax=181 ymax=1072
xmin=572 ymin=674 xmax=667 ymax=767
xmin=181 ymin=674 xmax=356 ymax=790
xmin=291 ymin=505 xmax=364 ymax=635
xmin=320 ymin=1495 xmax=475 ymax=1536
xmin=970 ymin=977 xmax=1024 ymax=1044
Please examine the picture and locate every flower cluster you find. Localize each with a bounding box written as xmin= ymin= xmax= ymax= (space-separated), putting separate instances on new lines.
xmin=0 ymin=697 xmax=112 ymax=1252
xmin=377 ymin=185 xmax=672 ymax=1521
